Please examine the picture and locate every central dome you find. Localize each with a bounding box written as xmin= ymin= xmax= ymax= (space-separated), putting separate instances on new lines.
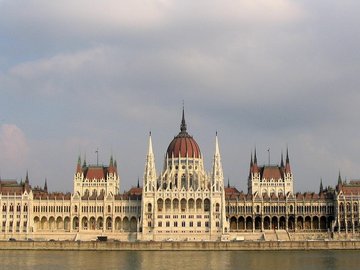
xmin=166 ymin=109 xmax=201 ymax=159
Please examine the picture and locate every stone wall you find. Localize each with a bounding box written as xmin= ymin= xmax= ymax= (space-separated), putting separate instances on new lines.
xmin=0 ymin=240 xmax=360 ymax=251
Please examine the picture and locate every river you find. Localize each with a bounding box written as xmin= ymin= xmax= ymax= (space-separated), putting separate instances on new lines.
xmin=0 ymin=250 xmax=358 ymax=270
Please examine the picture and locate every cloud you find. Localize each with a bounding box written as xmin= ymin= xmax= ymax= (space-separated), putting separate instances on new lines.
xmin=0 ymin=0 xmax=360 ymax=193
xmin=0 ymin=124 xmax=29 ymax=164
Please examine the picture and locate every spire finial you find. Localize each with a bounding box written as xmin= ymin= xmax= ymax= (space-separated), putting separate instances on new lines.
xmin=227 ymin=177 xmax=230 ymax=188
xmin=338 ymin=170 xmax=342 ymax=185
xmin=180 ymin=103 xmax=187 ymax=133
xmin=44 ymin=178 xmax=48 ymax=192
xmin=254 ymin=147 xmax=257 ymax=164
xmin=25 ymin=170 xmax=29 ymax=184
xmin=137 ymin=177 xmax=140 ymax=188
xmin=286 ymin=147 xmax=290 ymax=164
xmin=148 ymin=131 xmax=154 ymax=155
xmin=280 ymin=151 xmax=284 ymax=167
xmin=319 ymin=178 xmax=324 ymax=193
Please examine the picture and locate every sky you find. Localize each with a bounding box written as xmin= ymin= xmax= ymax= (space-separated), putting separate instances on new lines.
xmin=1 ymin=0 xmax=360 ymax=193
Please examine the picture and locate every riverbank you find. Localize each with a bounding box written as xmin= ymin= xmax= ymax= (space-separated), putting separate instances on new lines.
xmin=1 ymin=240 xmax=360 ymax=251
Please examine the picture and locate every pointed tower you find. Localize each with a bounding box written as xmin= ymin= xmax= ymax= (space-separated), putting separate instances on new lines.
xmin=253 ymin=147 xmax=259 ymax=173
xmin=285 ymin=147 xmax=291 ymax=174
xmin=108 ymin=155 xmax=116 ymax=174
xmin=76 ymin=156 xmax=82 ymax=174
xmin=44 ymin=179 xmax=48 ymax=193
xmin=143 ymin=132 xmax=157 ymax=193
xmin=212 ymin=132 xmax=224 ymax=192
xmin=211 ymin=132 xmax=228 ymax=234
xmin=25 ymin=170 xmax=29 ymax=185
xmin=140 ymin=132 xmax=158 ymax=240
xmin=337 ymin=171 xmax=343 ymax=191
xmin=280 ymin=152 xmax=284 ymax=168
xmin=319 ymin=178 xmax=324 ymax=194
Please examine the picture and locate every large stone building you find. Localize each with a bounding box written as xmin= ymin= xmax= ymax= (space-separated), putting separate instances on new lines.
xmin=0 ymin=110 xmax=359 ymax=241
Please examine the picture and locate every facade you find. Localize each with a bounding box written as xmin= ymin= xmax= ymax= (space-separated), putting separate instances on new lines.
xmin=0 ymin=111 xmax=359 ymax=241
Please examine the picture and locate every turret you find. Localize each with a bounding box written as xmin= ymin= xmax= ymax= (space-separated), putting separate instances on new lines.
xmin=44 ymin=178 xmax=48 ymax=193
xmin=285 ymin=148 xmax=291 ymax=174
xmin=319 ymin=178 xmax=324 ymax=194
xmin=143 ymin=132 xmax=157 ymax=192
xmin=76 ymin=156 xmax=82 ymax=174
xmin=337 ymin=171 xmax=343 ymax=191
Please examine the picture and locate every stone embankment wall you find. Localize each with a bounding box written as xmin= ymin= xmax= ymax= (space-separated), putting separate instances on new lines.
xmin=0 ymin=240 xmax=360 ymax=251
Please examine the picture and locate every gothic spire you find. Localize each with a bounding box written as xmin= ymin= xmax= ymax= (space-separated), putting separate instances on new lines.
xmin=280 ymin=151 xmax=284 ymax=167
xmin=25 ymin=170 xmax=29 ymax=184
xmin=110 ymin=155 xmax=114 ymax=167
xmin=286 ymin=147 xmax=290 ymax=164
xmin=338 ymin=171 xmax=343 ymax=185
xmin=319 ymin=178 xmax=324 ymax=194
xmin=44 ymin=178 xmax=48 ymax=193
xmin=180 ymin=105 xmax=187 ymax=133
xmin=285 ymin=147 xmax=291 ymax=173
xmin=143 ymin=132 xmax=157 ymax=192
xmin=76 ymin=155 xmax=82 ymax=173
xmin=212 ymin=132 xmax=224 ymax=191
xmin=254 ymin=147 xmax=257 ymax=164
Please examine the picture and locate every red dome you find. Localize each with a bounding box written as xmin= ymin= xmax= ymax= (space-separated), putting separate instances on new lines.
xmin=166 ymin=109 xmax=201 ymax=159
xmin=167 ymin=134 xmax=201 ymax=158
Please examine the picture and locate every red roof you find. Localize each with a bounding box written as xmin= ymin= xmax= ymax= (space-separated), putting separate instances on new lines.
xmin=260 ymin=166 xmax=283 ymax=180
xmin=167 ymin=134 xmax=201 ymax=158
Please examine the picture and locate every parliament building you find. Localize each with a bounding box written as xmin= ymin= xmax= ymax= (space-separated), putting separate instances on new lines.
xmin=0 ymin=110 xmax=359 ymax=241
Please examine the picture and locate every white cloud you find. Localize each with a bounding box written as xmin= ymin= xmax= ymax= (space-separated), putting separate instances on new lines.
xmin=0 ymin=124 xmax=29 ymax=164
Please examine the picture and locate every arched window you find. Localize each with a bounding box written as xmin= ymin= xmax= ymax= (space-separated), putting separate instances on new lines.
xmin=181 ymin=174 xmax=186 ymax=189
xmin=147 ymin=203 xmax=152 ymax=212
xmin=216 ymin=203 xmax=220 ymax=212
xmin=346 ymin=203 xmax=351 ymax=212
xmin=204 ymin=199 xmax=210 ymax=212
xmin=157 ymin=199 xmax=163 ymax=212
xmin=74 ymin=205 xmax=78 ymax=213
xmin=107 ymin=205 xmax=111 ymax=213
xmin=339 ymin=203 xmax=344 ymax=213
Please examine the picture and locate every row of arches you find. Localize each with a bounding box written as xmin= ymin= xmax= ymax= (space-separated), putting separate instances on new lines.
xmin=33 ymin=216 xmax=138 ymax=232
xmin=155 ymin=198 xmax=213 ymax=212
xmin=229 ymin=215 xmax=334 ymax=231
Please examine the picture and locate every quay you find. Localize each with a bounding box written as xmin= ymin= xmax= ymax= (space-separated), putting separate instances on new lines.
xmin=0 ymin=240 xmax=360 ymax=251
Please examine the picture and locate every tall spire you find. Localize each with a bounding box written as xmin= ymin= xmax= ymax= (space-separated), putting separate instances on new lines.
xmin=285 ymin=147 xmax=291 ymax=173
xmin=319 ymin=178 xmax=324 ymax=194
xmin=212 ymin=132 xmax=224 ymax=192
xmin=25 ymin=170 xmax=29 ymax=184
xmin=338 ymin=171 xmax=343 ymax=185
xmin=280 ymin=151 xmax=284 ymax=167
xmin=76 ymin=155 xmax=82 ymax=174
xmin=143 ymin=132 xmax=157 ymax=192
xmin=180 ymin=104 xmax=187 ymax=133
xmin=286 ymin=147 xmax=290 ymax=163
xmin=44 ymin=178 xmax=48 ymax=192
xmin=254 ymin=147 xmax=257 ymax=164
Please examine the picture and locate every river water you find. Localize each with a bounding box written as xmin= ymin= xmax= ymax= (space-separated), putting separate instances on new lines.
xmin=0 ymin=250 xmax=358 ymax=270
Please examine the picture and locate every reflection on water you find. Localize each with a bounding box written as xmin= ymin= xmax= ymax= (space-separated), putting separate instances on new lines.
xmin=0 ymin=250 xmax=358 ymax=270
